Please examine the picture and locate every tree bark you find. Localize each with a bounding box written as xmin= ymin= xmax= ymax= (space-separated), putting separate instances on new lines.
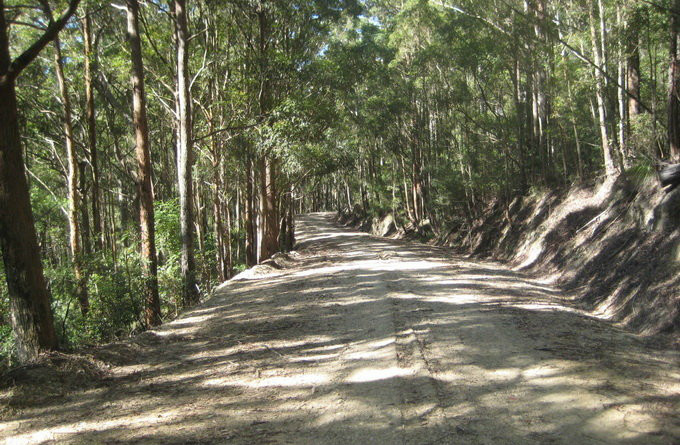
xmin=259 ymin=156 xmax=278 ymax=261
xmin=210 ymin=132 xmax=226 ymax=282
xmin=589 ymin=1 xmax=618 ymax=176
xmin=174 ymin=0 xmax=199 ymax=305
xmin=245 ymin=155 xmax=257 ymax=267
xmin=53 ymin=35 xmax=89 ymax=315
xmin=626 ymin=2 xmax=641 ymax=122
xmin=670 ymin=0 xmax=680 ymax=161
xmin=126 ymin=0 xmax=161 ymax=327
xmin=531 ymin=0 xmax=550 ymax=182
xmin=256 ymin=1 xmax=279 ymax=262
xmin=0 ymin=74 xmax=58 ymax=361
xmin=79 ymin=160 xmax=91 ymax=255
xmin=0 ymin=0 xmax=80 ymax=362
xmin=82 ymin=11 xmax=103 ymax=251
xmin=617 ymin=4 xmax=630 ymax=169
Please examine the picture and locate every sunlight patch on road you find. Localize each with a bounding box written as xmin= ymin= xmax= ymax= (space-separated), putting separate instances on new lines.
xmin=318 ymin=296 xmax=378 ymax=307
xmin=509 ymin=303 xmax=581 ymax=315
xmin=289 ymin=352 xmax=340 ymax=362
xmin=429 ymin=275 xmax=558 ymax=293
xmin=346 ymin=366 xmax=412 ymax=383
xmin=406 ymin=293 xmax=483 ymax=304
xmin=298 ymin=232 xmax=366 ymax=243
xmin=169 ymin=314 xmax=214 ymax=325
xmin=303 ymin=343 xmax=346 ymax=353
xmin=291 ymin=259 xmax=446 ymax=279
xmin=204 ymin=372 xmax=331 ymax=389
xmin=344 ymin=338 xmax=396 ymax=361
xmin=521 ymin=364 xmax=564 ymax=379
xmin=151 ymin=314 xmax=215 ymax=337
xmin=248 ymin=372 xmax=330 ymax=388
xmin=391 ymin=290 xmax=483 ymax=305
xmin=4 ymin=411 xmax=182 ymax=445
xmin=584 ymin=406 xmax=663 ymax=441
xmin=490 ymin=368 xmax=521 ymax=381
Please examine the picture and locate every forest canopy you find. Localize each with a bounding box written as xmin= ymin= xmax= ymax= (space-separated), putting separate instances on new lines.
xmin=0 ymin=0 xmax=678 ymax=363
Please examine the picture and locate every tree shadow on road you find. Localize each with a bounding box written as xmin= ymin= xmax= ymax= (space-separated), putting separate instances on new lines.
xmin=2 ymin=213 xmax=678 ymax=445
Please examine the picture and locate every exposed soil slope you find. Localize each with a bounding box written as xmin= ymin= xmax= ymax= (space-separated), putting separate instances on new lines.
xmin=447 ymin=176 xmax=680 ymax=341
xmin=344 ymin=175 xmax=680 ymax=341
xmin=1 ymin=213 xmax=678 ymax=444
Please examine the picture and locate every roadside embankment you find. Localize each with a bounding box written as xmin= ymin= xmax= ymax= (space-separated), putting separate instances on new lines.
xmin=338 ymin=174 xmax=680 ymax=344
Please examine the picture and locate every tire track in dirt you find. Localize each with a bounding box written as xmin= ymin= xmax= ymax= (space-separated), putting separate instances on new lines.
xmin=1 ymin=212 xmax=678 ymax=445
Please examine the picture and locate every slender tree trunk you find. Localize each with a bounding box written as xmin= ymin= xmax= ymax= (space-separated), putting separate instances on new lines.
xmin=398 ymin=156 xmax=412 ymax=220
xmin=225 ymin=193 xmax=232 ymax=278
xmin=532 ymin=0 xmax=550 ymax=182
xmin=617 ymin=4 xmax=629 ymax=169
xmin=256 ymin=2 xmax=278 ymax=262
xmin=512 ymin=57 xmax=528 ymax=190
xmin=126 ymin=0 xmax=161 ymax=327
xmin=79 ymin=160 xmax=91 ymax=255
xmin=82 ymin=12 xmax=102 ymax=251
xmin=195 ymin=185 xmax=204 ymax=254
xmin=211 ymin=140 xmax=226 ymax=282
xmin=412 ymin=149 xmax=423 ymax=222
xmin=279 ymin=192 xmax=288 ymax=249
xmin=670 ymin=0 xmax=680 ymax=161
xmin=257 ymin=156 xmax=266 ymax=261
xmin=286 ymin=188 xmax=295 ymax=250
xmin=598 ymin=0 xmax=609 ymax=82
xmin=174 ymin=0 xmax=199 ymax=305
xmin=589 ymin=1 xmax=618 ymax=177
xmin=245 ymin=155 xmax=257 ymax=267
xmin=626 ymin=3 xmax=641 ymax=124
xmin=53 ymin=35 xmax=89 ymax=315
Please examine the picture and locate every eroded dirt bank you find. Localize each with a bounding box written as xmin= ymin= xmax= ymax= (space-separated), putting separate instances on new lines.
xmin=1 ymin=213 xmax=678 ymax=444
xmin=343 ymin=176 xmax=680 ymax=340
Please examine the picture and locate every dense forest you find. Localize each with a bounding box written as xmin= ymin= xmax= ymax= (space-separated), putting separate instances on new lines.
xmin=0 ymin=0 xmax=678 ymax=364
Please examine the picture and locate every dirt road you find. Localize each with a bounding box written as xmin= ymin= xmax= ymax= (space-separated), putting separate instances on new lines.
xmin=2 ymin=213 xmax=678 ymax=444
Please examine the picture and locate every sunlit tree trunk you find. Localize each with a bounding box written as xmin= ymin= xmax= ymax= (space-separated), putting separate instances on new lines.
xmin=210 ymin=131 xmax=227 ymax=282
xmin=589 ymin=1 xmax=618 ymax=177
xmin=626 ymin=3 xmax=641 ymax=124
xmin=511 ymin=56 xmax=529 ymax=190
xmin=225 ymin=190 xmax=233 ymax=278
xmin=126 ymin=0 xmax=161 ymax=327
xmin=531 ymin=0 xmax=550 ymax=182
xmin=617 ymin=4 xmax=630 ymax=169
xmin=174 ymin=0 xmax=199 ymax=305
xmin=256 ymin=1 xmax=279 ymax=262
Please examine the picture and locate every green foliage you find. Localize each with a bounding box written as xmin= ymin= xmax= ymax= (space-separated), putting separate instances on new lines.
xmin=46 ymin=247 xmax=145 ymax=348
xmin=1 ymin=0 xmax=674 ymax=363
xmin=154 ymin=199 xmax=184 ymax=313
xmin=628 ymin=113 xmax=664 ymax=161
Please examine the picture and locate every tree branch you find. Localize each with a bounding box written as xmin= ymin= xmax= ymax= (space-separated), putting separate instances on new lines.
xmin=4 ymin=0 xmax=81 ymax=83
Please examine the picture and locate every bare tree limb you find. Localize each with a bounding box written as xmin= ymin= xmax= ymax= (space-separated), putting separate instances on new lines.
xmin=2 ymin=0 xmax=81 ymax=84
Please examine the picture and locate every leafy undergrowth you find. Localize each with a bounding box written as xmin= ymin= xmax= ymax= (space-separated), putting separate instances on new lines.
xmin=340 ymin=174 xmax=680 ymax=345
